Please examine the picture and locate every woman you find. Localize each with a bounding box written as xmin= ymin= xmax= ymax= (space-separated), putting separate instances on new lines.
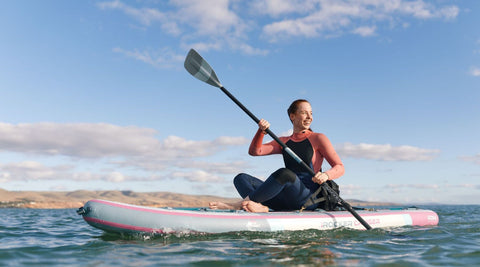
xmin=210 ymin=99 xmax=344 ymax=212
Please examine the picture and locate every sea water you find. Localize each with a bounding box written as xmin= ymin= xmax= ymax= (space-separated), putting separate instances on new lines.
xmin=0 ymin=205 xmax=479 ymax=266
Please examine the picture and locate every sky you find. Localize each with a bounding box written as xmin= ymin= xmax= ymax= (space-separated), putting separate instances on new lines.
xmin=0 ymin=0 xmax=479 ymax=205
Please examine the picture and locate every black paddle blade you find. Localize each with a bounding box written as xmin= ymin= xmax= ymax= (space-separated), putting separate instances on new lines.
xmin=184 ymin=49 xmax=222 ymax=88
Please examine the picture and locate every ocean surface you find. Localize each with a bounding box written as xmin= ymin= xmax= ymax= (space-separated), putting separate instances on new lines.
xmin=0 ymin=205 xmax=479 ymax=266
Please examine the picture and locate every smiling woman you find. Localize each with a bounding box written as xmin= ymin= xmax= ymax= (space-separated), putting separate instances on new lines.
xmin=185 ymin=49 xmax=372 ymax=229
xmin=220 ymin=99 xmax=344 ymax=213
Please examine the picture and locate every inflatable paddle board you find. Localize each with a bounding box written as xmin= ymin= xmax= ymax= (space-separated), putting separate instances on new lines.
xmin=77 ymin=199 xmax=439 ymax=234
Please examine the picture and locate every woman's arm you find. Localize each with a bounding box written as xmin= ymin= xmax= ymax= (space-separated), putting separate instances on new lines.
xmin=248 ymin=129 xmax=283 ymax=156
xmin=315 ymin=133 xmax=345 ymax=180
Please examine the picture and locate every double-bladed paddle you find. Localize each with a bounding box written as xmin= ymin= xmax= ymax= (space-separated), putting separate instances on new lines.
xmin=184 ymin=49 xmax=372 ymax=230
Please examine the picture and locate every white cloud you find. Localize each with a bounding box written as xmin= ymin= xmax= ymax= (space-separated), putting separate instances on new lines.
xmin=0 ymin=122 xmax=249 ymax=183
xmin=454 ymin=184 xmax=477 ymax=189
xmin=176 ymin=160 xmax=251 ymax=174
xmin=0 ymin=161 xmax=150 ymax=183
xmin=105 ymin=171 xmax=126 ymax=182
xmin=0 ymin=161 xmax=72 ymax=181
xmin=172 ymin=0 xmax=242 ymax=37
xmin=97 ymin=0 xmax=181 ymax=35
xmin=0 ymin=160 xmax=237 ymax=184
xmin=251 ymin=0 xmax=316 ymax=17
xmin=469 ymin=66 xmax=480 ymax=77
xmin=161 ymin=135 xmax=247 ymax=158
xmin=337 ymin=183 xmax=363 ymax=196
xmin=0 ymin=122 xmax=248 ymax=159
xmin=170 ymin=170 xmax=224 ymax=182
xmin=352 ymin=26 xmax=376 ymax=36
xmin=260 ymin=0 xmax=459 ymax=41
xmin=98 ymin=0 xmax=268 ymax=56
xmin=171 ymin=0 xmax=268 ymax=55
xmin=459 ymin=154 xmax=480 ymax=165
xmin=279 ymin=128 xmax=294 ymax=137
xmin=112 ymin=47 xmax=184 ymax=69
xmin=0 ymin=122 xmax=159 ymax=158
xmin=336 ymin=142 xmax=440 ymax=161
xmin=384 ymin=183 xmax=442 ymax=194
xmin=97 ymin=0 xmax=459 ymax=59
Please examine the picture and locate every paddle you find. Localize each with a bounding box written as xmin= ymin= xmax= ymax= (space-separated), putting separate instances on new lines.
xmin=184 ymin=49 xmax=372 ymax=230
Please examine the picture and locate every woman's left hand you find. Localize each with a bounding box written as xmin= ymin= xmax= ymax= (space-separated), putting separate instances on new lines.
xmin=313 ymin=172 xmax=329 ymax=184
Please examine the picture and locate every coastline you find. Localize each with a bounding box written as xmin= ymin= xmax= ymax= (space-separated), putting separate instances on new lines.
xmin=0 ymin=188 xmax=398 ymax=209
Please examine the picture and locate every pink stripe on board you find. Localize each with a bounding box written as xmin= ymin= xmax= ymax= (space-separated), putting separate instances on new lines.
xmin=409 ymin=210 xmax=439 ymax=226
xmin=84 ymin=216 xmax=164 ymax=233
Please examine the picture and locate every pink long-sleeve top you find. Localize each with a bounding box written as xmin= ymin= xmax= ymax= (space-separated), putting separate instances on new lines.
xmin=248 ymin=129 xmax=345 ymax=180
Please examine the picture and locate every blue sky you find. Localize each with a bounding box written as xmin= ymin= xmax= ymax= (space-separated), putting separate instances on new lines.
xmin=0 ymin=0 xmax=479 ymax=204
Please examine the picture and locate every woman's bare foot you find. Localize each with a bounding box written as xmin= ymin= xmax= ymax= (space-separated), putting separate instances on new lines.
xmin=209 ymin=201 xmax=242 ymax=210
xmin=209 ymin=197 xmax=269 ymax=212
xmin=241 ymin=200 xmax=269 ymax=213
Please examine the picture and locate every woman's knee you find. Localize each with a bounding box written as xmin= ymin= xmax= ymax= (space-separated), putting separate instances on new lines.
xmin=271 ymin=168 xmax=296 ymax=185
xmin=233 ymin=173 xmax=248 ymax=186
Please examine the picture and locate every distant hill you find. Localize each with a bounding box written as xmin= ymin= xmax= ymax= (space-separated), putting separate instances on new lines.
xmin=0 ymin=188 xmax=398 ymax=209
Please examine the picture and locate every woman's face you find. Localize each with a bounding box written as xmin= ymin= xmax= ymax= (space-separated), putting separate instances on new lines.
xmin=290 ymin=101 xmax=313 ymax=132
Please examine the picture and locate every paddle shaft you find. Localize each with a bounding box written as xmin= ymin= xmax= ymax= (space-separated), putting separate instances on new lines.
xmin=219 ymin=85 xmax=372 ymax=230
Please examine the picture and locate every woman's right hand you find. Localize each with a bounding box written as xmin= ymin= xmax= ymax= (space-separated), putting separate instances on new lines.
xmin=259 ymin=119 xmax=270 ymax=133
